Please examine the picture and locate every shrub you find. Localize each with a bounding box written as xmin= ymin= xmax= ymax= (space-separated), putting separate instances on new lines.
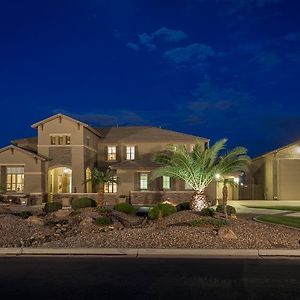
xmin=176 ymin=202 xmax=190 ymax=212
xmin=200 ymin=207 xmax=215 ymax=217
xmin=216 ymin=205 xmax=236 ymax=216
xmin=190 ymin=217 xmax=228 ymax=227
xmin=95 ymin=216 xmax=112 ymax=226
xmin=14 ymin=211 xmax=32 ymax=219
xmin=113 ymin=203 xmax=136 ymax=214
xmin=44 ymin=202 xmax=62 ymax=213
xmin=148 ymin=203 xmax=177 ymax=220
xmin=71 ymin=197 xmax=97 ymax=210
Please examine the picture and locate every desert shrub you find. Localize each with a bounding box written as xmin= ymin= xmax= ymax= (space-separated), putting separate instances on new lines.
xmin=176 ymin=202 xmax=190 ymax=212
xmin=113 ymin=203 xmax=136 ymax=214
xmin=44 ymin=202 xmax=62 ymax=213
xmin=216 ymin=205 xmax=236 ymax=215
xmin=71 ymin=197 xmax=97 ymax=210
xmin=14 ymin=211 xmax=32 ymax=219
xmin=190 ymin=217 xmax=228 ymax=227
xmin=148 ymin=203 xmax=177 ymax=220
xmin=95 ymin=216 xmax=112 ymax=226
xmin=200 ymin=207 xmax=215 ymax=217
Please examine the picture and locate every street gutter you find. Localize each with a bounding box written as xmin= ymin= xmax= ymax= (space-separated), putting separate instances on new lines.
xmin=1 ymin=248 xmax=300 ymax=258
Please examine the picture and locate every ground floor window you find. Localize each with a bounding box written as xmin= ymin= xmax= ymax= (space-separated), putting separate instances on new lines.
xmin=162 ymin=176 xmax=170 ymax=189
xmin=6 ymin=166 xmax=24 ymax=192
xmin=139 ymin=173 xmax=148 ymax=190
xmin=104 ymin=177 xmax=117 ymax=193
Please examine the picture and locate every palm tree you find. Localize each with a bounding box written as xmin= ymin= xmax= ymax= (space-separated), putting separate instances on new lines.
xmin=151 ymin=139 xmax=250 ymax=211
xmin=84 ymin=168 xmax=118 ymax=207
xmin=219 ymin=177 xmax=237 ymax=219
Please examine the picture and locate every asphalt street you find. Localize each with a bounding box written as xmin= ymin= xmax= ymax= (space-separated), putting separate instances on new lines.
xmin=0 ymin=256 xmax=300 ymax=300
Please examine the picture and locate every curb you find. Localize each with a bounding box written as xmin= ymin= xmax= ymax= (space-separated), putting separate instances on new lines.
xmin=0 ymin=248 xmax=300 ymax=257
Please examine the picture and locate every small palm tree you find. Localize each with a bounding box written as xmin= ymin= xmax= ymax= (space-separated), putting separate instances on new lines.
xmin=84 ymin=168 xmax=118 ymax=207
xmin=219 ymin=177 xmax=237 ymax=219
xmin=151 ymin=139 xmax=250 ymax=211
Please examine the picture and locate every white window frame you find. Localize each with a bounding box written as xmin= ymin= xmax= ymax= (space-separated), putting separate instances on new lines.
xmin=162 ymin=176 xmax=170 ymax=190
xmin=139 ymin=173 xmax=148 ymax=190
xmin=126 ymin=146 xmax=135 ymax=160
xmin=6 ymin=166 xmax=24 ymax=192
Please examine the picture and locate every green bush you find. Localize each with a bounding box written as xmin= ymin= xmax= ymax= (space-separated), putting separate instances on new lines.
xmin=44 ymin=202 xmax=62 ymax=213
xmin=200 ymin=207 xmax=215 ymax=217
xmin=113 ymin=203 xmax=136 ymax=214
xmin=216 ymin=205 xmax=236 ymax=215
xmin=95 ymin=216 xmax=112 ymax=226
xmin=176 ymin=202 xmax=190 ymax=212
xmin=14 ymin=211 xmax=32 ymax=219
xmin=148 ymin=203 xmax=177 ymax=220
xmin=71 ymin=197 xmax=97 ymax=210
xmin=190 ymin=217 xmax=228 ymax=227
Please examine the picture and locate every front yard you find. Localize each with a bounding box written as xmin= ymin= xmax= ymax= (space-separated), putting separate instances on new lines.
xmin=0 ymin=203 xmax=299 ymax=249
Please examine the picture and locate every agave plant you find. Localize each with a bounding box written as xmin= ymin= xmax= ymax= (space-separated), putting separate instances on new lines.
xmin=151 ymin=139 xmax=250 ymax=211
xmin=84 ymin=168 xmax=118 ymax=207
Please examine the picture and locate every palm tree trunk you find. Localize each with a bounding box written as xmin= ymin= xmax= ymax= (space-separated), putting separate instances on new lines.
xmin=222 ymin=184 xmax=228 ymax=219
xmin=97 ymin=184 xmax=105 ymax=207
xmin=190 ymin=190 xmax=208 ymax=211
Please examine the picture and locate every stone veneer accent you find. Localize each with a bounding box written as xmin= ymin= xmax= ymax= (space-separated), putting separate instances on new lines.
xmin=49 ymin=147 xmax=72 ymax=167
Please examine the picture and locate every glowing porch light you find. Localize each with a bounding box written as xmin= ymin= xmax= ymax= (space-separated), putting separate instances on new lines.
xmin=215 ymin=173 xmax=221 ymax=180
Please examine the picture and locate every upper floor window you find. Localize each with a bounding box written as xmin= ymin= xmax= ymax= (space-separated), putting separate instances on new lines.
xmin=139 ymin=173 xmax=148 ymax=190
xmin=162 ymin=176 xmax=170 ymax=190
xmin=126 ymin=146 xmax=135 ymax=160
xmin=50 ymin=135 xmax=71 ymax=145
xmin=6 ymin=166 xmax=24 ymax=192
xmin=107 ymin=146 xmax=117 ymax=161
xmin=104 ymin=178 xmax=117 ymax=193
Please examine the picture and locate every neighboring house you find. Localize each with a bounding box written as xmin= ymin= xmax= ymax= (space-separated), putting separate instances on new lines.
xmin=0 ymin=113 xmax=221 ymax=206
xmin=240 ymin=140 xmax=300 ymax=200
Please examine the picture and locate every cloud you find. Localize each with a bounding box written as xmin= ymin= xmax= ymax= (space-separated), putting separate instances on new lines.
xmin=164 ymin=43 xmax=216 ymax=64
xmin=252 ymin=51 xmax=280 ymax=71
xmin=126 ymin=42 xmax=140 ymax=51
xmin=284 ymin=32 xmax=300 ymax=42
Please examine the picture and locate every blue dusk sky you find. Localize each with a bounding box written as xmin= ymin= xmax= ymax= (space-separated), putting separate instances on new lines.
xmin=1 ymin=0 xmax=300 ymax=157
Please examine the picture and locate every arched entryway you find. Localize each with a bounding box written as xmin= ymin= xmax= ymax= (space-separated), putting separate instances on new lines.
xmin=48 ymin=167 xmax=72 ymax=194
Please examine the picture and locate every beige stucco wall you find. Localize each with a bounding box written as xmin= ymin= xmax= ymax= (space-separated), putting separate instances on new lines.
xmin=0 ymin=148 xmax=44 ymax=193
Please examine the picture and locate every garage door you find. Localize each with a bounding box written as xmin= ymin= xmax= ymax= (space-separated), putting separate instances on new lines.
xmin=279 ymin=159 xmax=300 ymax=200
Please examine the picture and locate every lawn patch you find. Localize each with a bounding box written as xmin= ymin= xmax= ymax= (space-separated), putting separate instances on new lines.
xmin=256 ymin=215 xmax=300 ymax=229
xmin=245 ymin=206 xmax=300 ymax=212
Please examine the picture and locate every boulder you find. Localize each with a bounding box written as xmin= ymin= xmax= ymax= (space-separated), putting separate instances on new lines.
xmin=53 ymin=209 xmax=72 ymax=220
xmin=218 ymin=227 xmax=237 ymax=240
xmin=27 ymin=216 xmax=44 ymax=226
xmin=80 ymin=217 xmax=94 ymax=226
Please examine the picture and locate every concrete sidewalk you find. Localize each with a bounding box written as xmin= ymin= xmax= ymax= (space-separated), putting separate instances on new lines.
xmin=1 ymin=248 xmax=300 ymax=258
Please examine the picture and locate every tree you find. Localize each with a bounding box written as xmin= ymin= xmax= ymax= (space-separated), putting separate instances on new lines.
xmin=219 ymin=177 xmax=237 ymax=219
xmin=84 ymin=168 xmax=118 ymax=207
xmin=151 ymin=139 xmax=250 ymax=211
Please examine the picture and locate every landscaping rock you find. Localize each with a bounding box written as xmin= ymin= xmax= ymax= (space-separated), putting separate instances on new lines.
xmin=26 ymin=216 xmax=44 ymax=226
xmin=80 ymin=217 xmax=94 ymax=226
xmin=218 ymin=227 xmax=237 ymax=240
xmin=0 ymin=206 xmax=12 ymax=214
xmin=53 ymin=209 xmax=72 ymax=220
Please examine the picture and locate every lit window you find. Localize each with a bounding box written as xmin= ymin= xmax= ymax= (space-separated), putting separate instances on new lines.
xmin=104 ymin=178 xmax=117 ymax=193
xmin=58 ymin=136 xmax=63 ymax=145
xmin=107 ymin=146 xmax=117 ymax=160
xmin=50 ymin=136 xmax=56 ymax=145
xmin=66 ymin=136 xmax=71 ymax=145
xmin=126 ymin=146 xmax=135 ymax=160
xmin=185 ymin=181 xmax=192 ymax=190
xmin=6 ymin=167 xmax=24 ymax=192
xmin=162 ymin=176 xmax=170 ymax=189
xmin=139 ymin=173 xmax=148 ymax=190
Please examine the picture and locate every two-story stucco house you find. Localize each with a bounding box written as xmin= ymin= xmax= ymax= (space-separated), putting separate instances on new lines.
xmin=0 ymin=113 xmax=220 ymax=206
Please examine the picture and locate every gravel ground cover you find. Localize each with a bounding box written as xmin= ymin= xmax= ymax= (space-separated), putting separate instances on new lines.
xmin=0 ymin=208 xmax=299 ymax=249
